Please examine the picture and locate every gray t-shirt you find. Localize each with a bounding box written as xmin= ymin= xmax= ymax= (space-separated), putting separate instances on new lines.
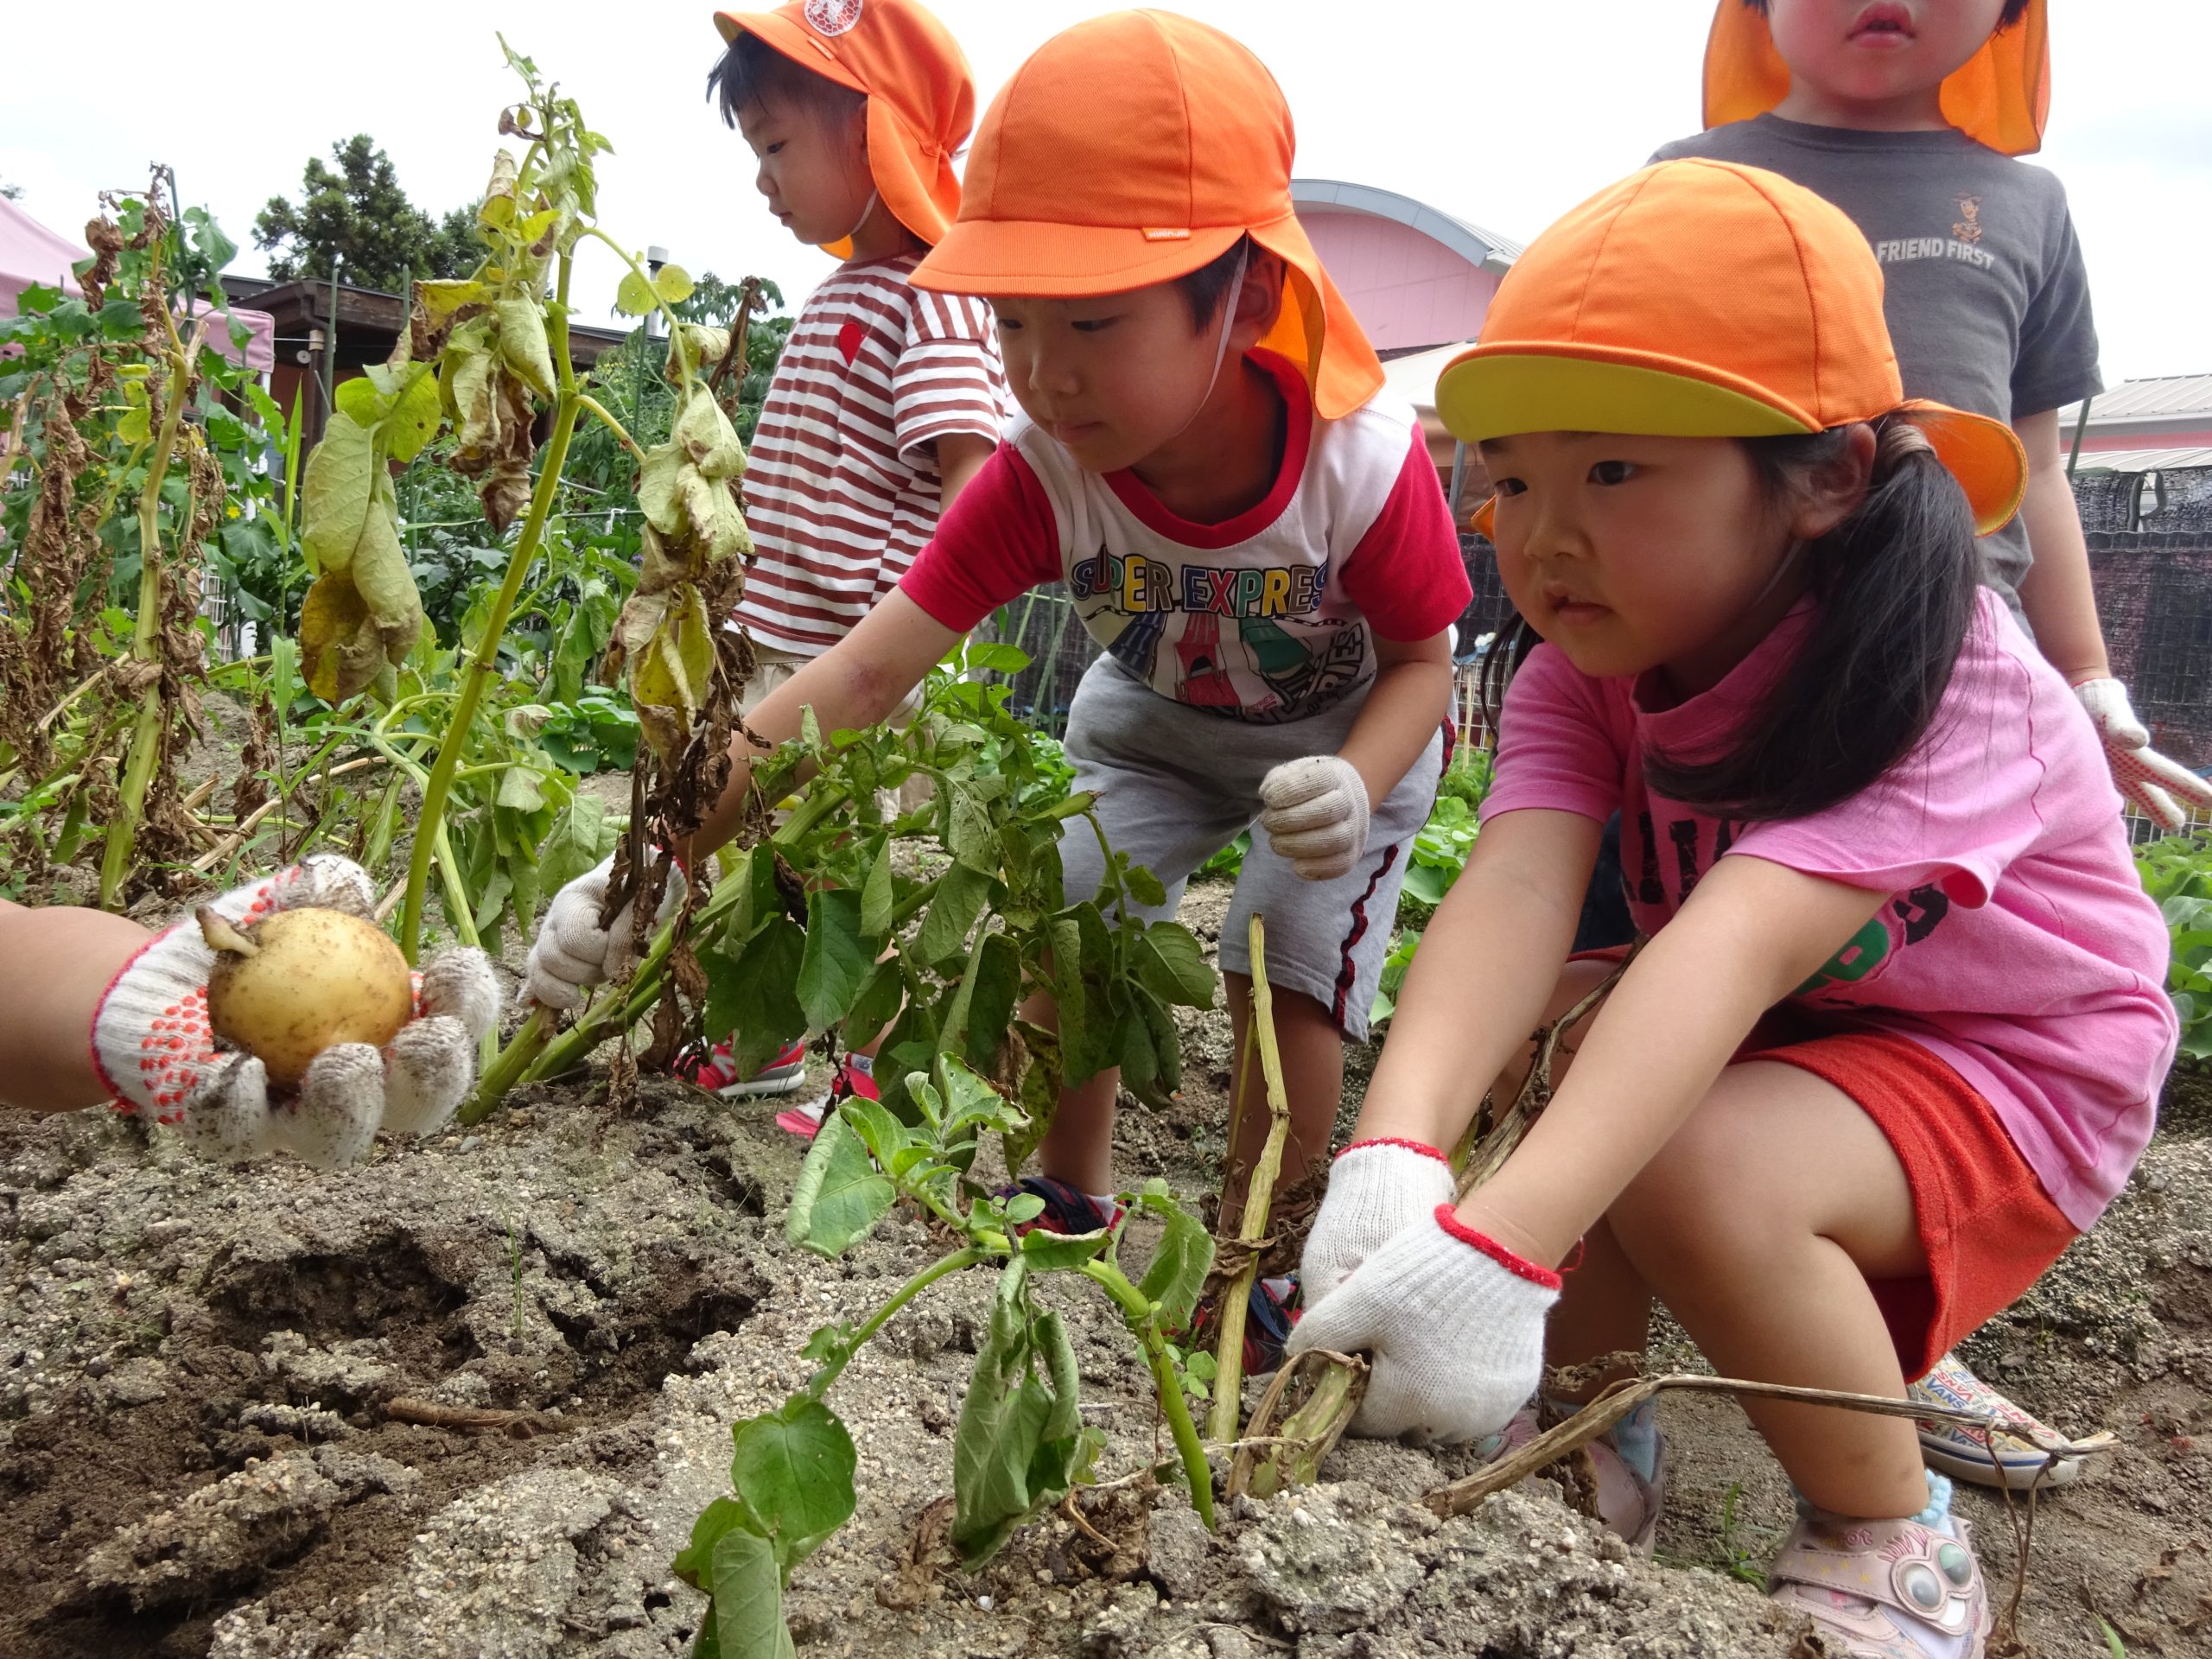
xmin=1651 ymin=115 xmax=2103 ymax=612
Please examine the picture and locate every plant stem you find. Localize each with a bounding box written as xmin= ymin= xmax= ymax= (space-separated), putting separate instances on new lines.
xmin=397 ymin=253 xmax=583 ymax=963
xmin=363 ymin=727 xmax=480 ymax=947
xmin=99 ymin=313 xmax=204 ymax=911
xmin=1082 ymin=1261 xmax=1216 ymax=1530
xmin=1209 ymin=914 xmax=1292 ymax=1444
xmin=803 ymin=1248 xmax=986 ymax=1402
xmin=575 ymin=391 xmax=644 ymax=461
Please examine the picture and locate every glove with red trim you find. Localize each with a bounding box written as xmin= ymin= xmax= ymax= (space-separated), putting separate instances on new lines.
xmin=1285 ymin=1206 xmax=1560 ymax=1444
xmin=91 ymin=856 xmax=499 ymax=1167
xmin=1300 ymin=1138 xmax=1457 ymax=1307
xmin=2074 ymin=677 xmax=2212 ymax=831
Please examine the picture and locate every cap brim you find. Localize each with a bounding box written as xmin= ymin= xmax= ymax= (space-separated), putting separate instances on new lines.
xmin=1436 ymin=353 xmax=2027 ymax=541
xmin=712 ymin=10 xmax=868 ymax=96
xmin=913 ymin=221 xmax=1243 ymax=298
xmin=1436 ymin=345 xmax=1817 ymax=445
xmin=1898 ymin=399 xmax=2028 ymax=537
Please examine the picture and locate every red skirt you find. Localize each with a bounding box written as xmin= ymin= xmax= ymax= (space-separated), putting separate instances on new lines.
xmin=1569 ymin=949 xmax=2077 ymax=1381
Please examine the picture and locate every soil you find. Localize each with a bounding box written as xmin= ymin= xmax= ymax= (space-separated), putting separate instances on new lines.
xmin=3 ymin=878 xmax=2209 ymax=1658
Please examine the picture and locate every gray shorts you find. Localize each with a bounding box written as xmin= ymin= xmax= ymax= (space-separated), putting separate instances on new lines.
xmin=1058 ymin=658 xmax=1444 ymax=1042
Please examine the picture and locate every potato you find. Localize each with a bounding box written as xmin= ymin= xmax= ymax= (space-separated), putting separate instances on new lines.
xmin=199 ymin=906 xmax=414 ymax=1087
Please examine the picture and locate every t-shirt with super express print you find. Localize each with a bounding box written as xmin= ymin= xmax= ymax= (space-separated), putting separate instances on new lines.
xmin=899 ymin=353 xmax=1470 ymax=723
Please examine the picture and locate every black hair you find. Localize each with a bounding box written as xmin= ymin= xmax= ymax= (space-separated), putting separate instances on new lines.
xmin=1740 ymin=0 xmax=2031 ymax=29
xmin=707 ymin=31 xmax=867 ymax=129
xmin=1172 ymin=235 xmax=1255 ymax=331
xmin=1481 ymin=416 xmax=1979 ymax=823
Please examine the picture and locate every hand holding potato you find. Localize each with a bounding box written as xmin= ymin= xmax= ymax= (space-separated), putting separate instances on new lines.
xmin=90 ymin=855 xmax=501 ymax=1167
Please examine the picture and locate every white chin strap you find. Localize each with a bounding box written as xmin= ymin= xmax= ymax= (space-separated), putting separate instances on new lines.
xmin=1160 ymin=241 xmax=1252 ymax=447
xmin=841 ymin=188 xmax=881 ymax=245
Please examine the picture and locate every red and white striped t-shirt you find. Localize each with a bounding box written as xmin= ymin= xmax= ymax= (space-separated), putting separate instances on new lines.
xmin=734 ymin=254 xmax=1007 ymax=655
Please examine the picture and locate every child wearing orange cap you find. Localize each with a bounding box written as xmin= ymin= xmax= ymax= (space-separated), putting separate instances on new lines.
xmin=1652 ymin=0 xmax=2201 ymax=1496
xmin=524 ymin=9 xmax=1470 ymax=1363
xmin=1287 ymin=158 xmax=2175 ymax=1657
xmin=547 ymin=0 xmax=1008 ymax=1115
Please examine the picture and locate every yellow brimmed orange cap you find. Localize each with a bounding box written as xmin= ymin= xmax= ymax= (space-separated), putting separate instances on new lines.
xmin=1703 ymin=0 xmax=2050 ymax=156
xmin=1438 ymin=160 xmax=2026 ymax=540
xmin=911 ymin=9 xmax=1383 ymax=422
xmin=714 ymin=0 xmax=975 ymax=246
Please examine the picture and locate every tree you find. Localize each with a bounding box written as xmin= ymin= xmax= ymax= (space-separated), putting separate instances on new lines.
xmin=252 ymin=136 xmax=477 ymax=291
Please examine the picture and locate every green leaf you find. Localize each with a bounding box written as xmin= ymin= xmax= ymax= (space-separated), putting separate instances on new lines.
xmin=860 ymin=837 xmax=895 ymax=938
xmin=919 ymin=863 xmax=992 ymax=965
xmin=945 ymin=785 xmax=997 ymax=873
xmin=836 ymin=1097 xmax=916 ymax=1177
xmin=1037 ymin=1310 xmax=1083 ymax=1442
xmin=1018 ymin=1225 xmax=1112 ymax=1270
xmin=952 ymin=1259 xmax=1078 ymax=1567
xmin=1133 ymin=1184 xmax=1214 ymax=1333
xmin=729 ymin=1397 xmax=857 ymax=1567
xmin=637 ymin=441 xmax=685 ymax=534
xmin=934 ymin=1052 xmax=1024 ymax=1141
xmin=842 ymin=957 xmax=904 ymax=1050
xmin=1134 ymin=923 xmax=1218 ymax=1009
xmin=672 ymin=1495 xmax=753 ymax=1590
xmin=382 ymin=365 xmax=444 ymax=463
xmin=333 ymin=375 xmax=393 ymax=428
xmin=703 ymin=916 xmax=807 ymax=1080
xmin=1124 ymin=862 xmax=1169 ymax=909
xmin=615 ymin=269 xmax=657 ymax=316
xmin=785 ymin=1109 xmax=894 ymax=1256
xmin=674 ymin=385 xmax=747 ymax=480
xmin=497 ymin=765 xmax=546 ymax=811
xmin=496 ymin=297 xmax=558 ymax=401
xmin=942 ymin=930 xmax=1021 ymax=1071
xmin=798 ymin=888 xmax=874 ymax=1031
xmin=652 ymin=263 xmax=696 ymax=305
xmin=300 ymin=411 xmax=379 ymax=575
xmin=709 ymin=1529 xmax=795 ymax=1659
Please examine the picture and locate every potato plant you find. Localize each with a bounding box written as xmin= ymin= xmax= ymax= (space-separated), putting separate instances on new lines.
xmin=474 ymin=637 xmax=1217 ymax=1123
xmin=0 ymin=178 xmax=288 ymax=908
xmin=675 ymin=1054 xmax=1217 ymax=1659
xmin=284 ymin=39 xmax=767 ymax=963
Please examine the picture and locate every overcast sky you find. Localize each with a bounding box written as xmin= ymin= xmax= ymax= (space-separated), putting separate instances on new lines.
xmin=5 ymin=1 xmax=2207 ymax=384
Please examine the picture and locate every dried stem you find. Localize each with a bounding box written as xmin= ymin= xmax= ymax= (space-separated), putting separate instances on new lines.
xmin=1208 ymin=914 xmax=1293 ymax=1443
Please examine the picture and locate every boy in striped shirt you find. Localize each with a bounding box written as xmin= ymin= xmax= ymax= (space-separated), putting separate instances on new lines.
xmin=691 ymin=0 xmax=1008 ymax=1115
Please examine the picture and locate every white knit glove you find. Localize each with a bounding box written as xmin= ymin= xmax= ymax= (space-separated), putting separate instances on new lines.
xmin=1285 ymin=1207 xmax=1560 ymax=1444
xmin=2074 ymin=677 xmax=2212 ymax=832
xmin=1300 ymin=1139 xmax=1457 ymax=1307
xmin=523 ymin=852 xmax=688 ymax=1011
xmin=91 ymin=855 xmax=500 ymax=1167
xmin=1258 ymin=754 xmax=1370 ymax=881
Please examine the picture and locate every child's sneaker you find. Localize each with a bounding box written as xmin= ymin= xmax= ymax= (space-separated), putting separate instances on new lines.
xmin=776 ymin=1054 xmax=879 ymax=1141
xmin=1766 ymin=1509 xmax=1986 ymax=1659
xmin=1910 ymin=1351 xmax=2084 ymax=1490
xmin=680 ymin=1039 xmax=810 ymax=1099
xmin=1478 ymin=1401 xmax=1669 ymax=1555
xmin=1187 ymin=1275 xmax=1300 ymax=1375
xmin=995 ymin=1175 xmax=1123 ymax=1236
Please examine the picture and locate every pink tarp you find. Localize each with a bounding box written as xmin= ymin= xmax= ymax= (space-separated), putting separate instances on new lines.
xmin=1 ymin=195 xmax=276 ymax=373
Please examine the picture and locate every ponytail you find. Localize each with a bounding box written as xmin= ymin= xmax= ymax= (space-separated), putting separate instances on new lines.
xmin=1484 ymin=416 xmax=1981 ymax=824
xmin=1648 ymin=416 xmax=1978 ymax=819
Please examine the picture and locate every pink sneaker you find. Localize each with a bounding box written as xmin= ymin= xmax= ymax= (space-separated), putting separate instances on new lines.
xmin=1767 ymin=1510 xmax=1987 ymax=1658
xmin=683 ymin=1039 xmax=809 ymax=1099
xmin=776 ymin=1054 xmax=879 ymax=1140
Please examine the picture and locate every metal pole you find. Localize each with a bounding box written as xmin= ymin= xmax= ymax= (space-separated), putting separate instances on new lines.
xmin=2066 ymin=392 xmax=2093 ymax=480
xmin=322 ymin=263 xmax=340 ymax=424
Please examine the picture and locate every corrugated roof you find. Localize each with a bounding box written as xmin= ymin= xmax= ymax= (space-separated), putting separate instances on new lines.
xmin=2056 ymin=373 xmax=2212 ymax=425
xmin=2072 ymin=446 xmax=2212 ymax=472
xmin=1291 ymin=179 xmax=1523 ymax=272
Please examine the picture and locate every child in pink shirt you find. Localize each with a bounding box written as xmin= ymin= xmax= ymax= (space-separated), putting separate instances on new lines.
xmin=1288 ymin=159 xmax=2175 ymax=1659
